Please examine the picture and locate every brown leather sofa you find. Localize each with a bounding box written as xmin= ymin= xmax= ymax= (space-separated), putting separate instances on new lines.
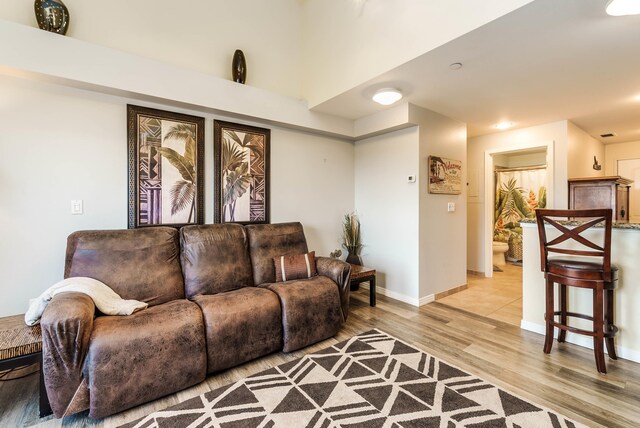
xmin=41 ymin=222 xmax=351 ymax=419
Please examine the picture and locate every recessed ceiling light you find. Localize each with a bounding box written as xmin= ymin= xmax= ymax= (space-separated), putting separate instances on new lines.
xmin=372 ymin=88 xmax=402 ymax=105
xmin=449 ymin=62 xmax=463 ymax=70
xmin=606 ymin=0 xmax=640 ymax=16
xmin=494 ymin=122 xmax=514 ymax=130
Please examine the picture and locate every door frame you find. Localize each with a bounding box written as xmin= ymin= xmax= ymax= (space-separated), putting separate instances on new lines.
xmin=483 ymin=141 xmax=555 ymax=277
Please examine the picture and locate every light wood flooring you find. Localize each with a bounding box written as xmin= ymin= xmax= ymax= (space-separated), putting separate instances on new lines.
xmin=2 ymin=289 xmax=639 ymax=427
xmin=438 ymin=263 xmax=523 ymax=326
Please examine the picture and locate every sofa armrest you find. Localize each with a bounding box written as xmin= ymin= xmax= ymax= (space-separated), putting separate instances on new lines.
xmin=41 ymin=292 xmax=95 ymax=417
xmin=316 ymin=257 xmax=351 ymax=321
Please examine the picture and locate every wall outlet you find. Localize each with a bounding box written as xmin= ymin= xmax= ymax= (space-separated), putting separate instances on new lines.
xmin=447 ymin=202 xmax=456 ymax=212
xmin=71 ymin=199 xmax=83 ymax=215
xmin=407 ymin=175 xmax=416 ymax=183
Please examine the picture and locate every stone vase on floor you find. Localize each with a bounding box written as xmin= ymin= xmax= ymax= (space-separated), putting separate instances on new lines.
xmin=34 ymin=0 xmax=69 ymax=35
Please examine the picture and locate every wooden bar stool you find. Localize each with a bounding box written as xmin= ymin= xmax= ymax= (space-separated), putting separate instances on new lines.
xmin=535 ymin=208 xmax=618 ymax=374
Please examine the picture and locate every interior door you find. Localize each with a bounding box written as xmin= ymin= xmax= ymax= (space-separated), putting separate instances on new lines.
xmin=617 ymin=158 xmax=640 ymax=223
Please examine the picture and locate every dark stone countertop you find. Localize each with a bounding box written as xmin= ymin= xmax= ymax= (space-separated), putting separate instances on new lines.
xmin=519 ymin=218 xmax=640 ymax=230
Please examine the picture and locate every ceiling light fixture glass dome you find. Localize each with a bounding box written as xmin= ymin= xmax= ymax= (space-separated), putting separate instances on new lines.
xmin=372 ymin=88 xmax=402 ymax=105
xmin=606 ymin=0 xmax=640 ymax=16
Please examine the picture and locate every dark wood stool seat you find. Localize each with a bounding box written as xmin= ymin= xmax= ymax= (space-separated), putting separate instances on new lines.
xmin=535 ymin=209 xmax=618 ymax=374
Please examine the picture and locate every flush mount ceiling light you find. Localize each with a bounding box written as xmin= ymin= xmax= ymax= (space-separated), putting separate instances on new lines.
xmin=372 ymin=88 xmax=402 ymax=105
xmin=494 ymin=121 xmax=514 ymax=130
xmin=606 ymin=0 xmax=640 ymax=16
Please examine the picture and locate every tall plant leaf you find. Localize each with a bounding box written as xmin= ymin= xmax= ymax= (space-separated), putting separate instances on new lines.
xmin=169 ymin=180 xmax=195 ymax=216
xmin=223 ymin=162 xmax=251 ymax=206
xmin=222 ymin=138 xmax=245 ymax=172
xmin=165 ymin=124 xmax=196 ymax=165
xmin=157 ymin=147 xmax=195 ymax=182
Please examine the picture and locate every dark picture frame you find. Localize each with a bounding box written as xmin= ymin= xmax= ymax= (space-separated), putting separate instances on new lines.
xmin=214 ymin=120 xmax=270 ymax=224
xmin=127 ymin=105 xmax=205 ymax=228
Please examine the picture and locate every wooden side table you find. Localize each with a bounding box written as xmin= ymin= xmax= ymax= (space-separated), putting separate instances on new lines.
xmin=349 ymin=264 xmax=376 ymax=307
xmin=0 ymin=315 xmax=52 ymax=417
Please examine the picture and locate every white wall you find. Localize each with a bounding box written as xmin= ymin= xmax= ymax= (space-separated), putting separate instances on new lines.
xmin=0 ymin=74 xmax=354 ymax=317
xmin=354 ymin=127 xmax=420 ymax=304
xmin=412 ymin=106 xmax=467 ymax=300
xmin=0 ymin=0 xmax=305 ymax=99
xmin=567 ymin=121 xmax=605 ymax=179
xmin=467 ymin=120 xmax=568 ymax=273
xmin=302 ymin=0 xmax=533 ymax=107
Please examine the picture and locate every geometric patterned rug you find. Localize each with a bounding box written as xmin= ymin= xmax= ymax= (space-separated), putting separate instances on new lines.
xmin=121 ymin=329 xmax=585 ymax=428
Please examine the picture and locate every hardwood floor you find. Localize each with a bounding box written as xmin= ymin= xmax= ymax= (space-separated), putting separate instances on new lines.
xmin=1 ymin=290 xmax=639 ymax=427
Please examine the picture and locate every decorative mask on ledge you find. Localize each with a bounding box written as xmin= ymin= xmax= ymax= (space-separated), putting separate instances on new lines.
xmin=34 ymin=0 xmax=70 ymax=35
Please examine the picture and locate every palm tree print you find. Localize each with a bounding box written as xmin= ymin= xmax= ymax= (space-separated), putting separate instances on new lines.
xmin=221 ymin=130 xmax=264 ymax=222
xmin=157 ymin=123 xmax=197 ymax=222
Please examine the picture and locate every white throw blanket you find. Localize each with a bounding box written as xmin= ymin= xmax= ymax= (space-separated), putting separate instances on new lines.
xmin=25 ymin=277 xmax=148 ymax=326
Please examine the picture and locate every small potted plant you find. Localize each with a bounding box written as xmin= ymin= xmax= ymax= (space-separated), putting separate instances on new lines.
xmin=342 ymin=212 xmax=363 ymax=265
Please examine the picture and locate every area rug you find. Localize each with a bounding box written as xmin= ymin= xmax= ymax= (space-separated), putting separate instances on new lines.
xmin=122 ymin=329 xmax=584 ymax=428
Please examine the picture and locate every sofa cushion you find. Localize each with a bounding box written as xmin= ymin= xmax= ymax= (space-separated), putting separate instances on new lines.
xmin=65 ymin=227 xmax=184 ymax=306
xmin=193 ymin=287 xmax=282 ymax=373
xmin=83 ymin=299 xmax=206 ymax=419
xmin=180 ymin=224 xmax=254 ymax=297
xmin=264 ymin=276 xmax=343 ymax=352
xmin=274 ymin=251 xmax=317 ymax=282
xmin=246 ymin=222 xmax=309 ymax=285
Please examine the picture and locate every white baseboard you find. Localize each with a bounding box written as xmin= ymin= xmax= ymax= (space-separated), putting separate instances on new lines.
xmin=357 ymin=283 xmax=433 ymax=307
xmin=520 ymin=320 xmax=640 ymax=364
xmin=419 ymin=294 xmax=435 ymax=306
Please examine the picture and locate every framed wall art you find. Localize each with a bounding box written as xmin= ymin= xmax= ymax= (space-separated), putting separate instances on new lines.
xmin=428 ymin=155 xmax=462 ymax=194
xmin=127 ymin=105 xmax=205 ymax=228
xmin=214 ymin=120 xmax=270 ymax=224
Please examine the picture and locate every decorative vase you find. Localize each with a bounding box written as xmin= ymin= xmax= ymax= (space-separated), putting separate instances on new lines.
xmin=34 ymin=0 xmax=69 ymax=35
xmin=346 ymin=250 xmax=362 ymax=266
xmin=232 ymin=49 xmax=247 ymax=84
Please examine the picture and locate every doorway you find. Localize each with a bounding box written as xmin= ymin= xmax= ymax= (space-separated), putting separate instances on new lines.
xmin=483 ymin=142 xmax=554 ymax=277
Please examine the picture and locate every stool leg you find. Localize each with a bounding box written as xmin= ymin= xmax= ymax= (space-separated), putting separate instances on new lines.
xmin=593 ymin=285 xmax=606 ymax=374
xmin=544 ymin=277 xmax=554 ymax=354
xmin=604 ymin=288 xmax=617 ymax=360
xmin=558 ymin=283 xmax=567 ymax=343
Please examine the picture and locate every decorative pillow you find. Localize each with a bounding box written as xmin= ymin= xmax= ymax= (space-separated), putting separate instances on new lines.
xmin=274 ymin=251 xmax=317 ymax=282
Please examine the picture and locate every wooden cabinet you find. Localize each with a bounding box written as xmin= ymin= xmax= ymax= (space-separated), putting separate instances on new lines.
xmin=568 ymin=176 xmax=633 ymax=222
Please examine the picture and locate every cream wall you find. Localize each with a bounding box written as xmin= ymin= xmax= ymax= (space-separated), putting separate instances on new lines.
xmin=412 ymin=106 xmax=467 ymax=300
xmin=467 ymin=121 xmax=569 ymax=273
xmin=354 ymin=127 xmax=420 ymax=304
xmin=0 ymin=0 xmax=305 ymax=99
xmin=604 ymin=140 xmax=640 ymax=175
xmin=301 ymin=0 xmax=533 ymax=107
xmin=567 ymin=121 xmax=605 ymax=179
xmin=0 ymin=74 xmax=354 ymax=317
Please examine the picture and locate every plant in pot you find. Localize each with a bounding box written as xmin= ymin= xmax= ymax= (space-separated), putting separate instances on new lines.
xmin=342 ymin=212 xmax=363 ymax=265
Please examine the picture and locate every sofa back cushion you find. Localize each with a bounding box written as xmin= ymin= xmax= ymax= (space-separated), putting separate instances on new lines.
xmin=246 ymin=222 xmax=309 ymax=285
xmin=180 ymin=224 xmax=254 ymax=297
xmin=65 ymin=227 xmax=184 ymax=307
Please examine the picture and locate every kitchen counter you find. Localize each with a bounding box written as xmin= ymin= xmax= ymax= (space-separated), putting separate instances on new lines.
xmin=520 ymin=221 xmax=640 ymax=363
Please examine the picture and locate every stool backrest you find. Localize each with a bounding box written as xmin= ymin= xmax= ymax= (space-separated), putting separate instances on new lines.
xmin=535 ymin=208 xmax=613 ymax=274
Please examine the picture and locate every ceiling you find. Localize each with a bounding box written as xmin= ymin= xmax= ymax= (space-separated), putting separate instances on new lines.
xmin=312 ymin=0 xmax=640 ymax=144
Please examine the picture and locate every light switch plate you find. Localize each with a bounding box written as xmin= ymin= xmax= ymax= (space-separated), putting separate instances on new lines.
xmin=447 ymin=202 xmax=456 ymax=212
xmin=71 ymin=200 xmax=83 ymax=215
xmin=407 ymin=175 xmax=416 ymax=183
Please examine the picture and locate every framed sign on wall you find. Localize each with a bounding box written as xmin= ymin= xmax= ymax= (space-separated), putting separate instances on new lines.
xmin=428 ymin=156 xmax=462 ymax=195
